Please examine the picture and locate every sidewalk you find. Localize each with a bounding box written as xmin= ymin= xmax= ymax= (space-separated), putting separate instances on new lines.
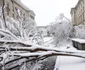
xmin=59 ymin=56 xmax=85 ymax=70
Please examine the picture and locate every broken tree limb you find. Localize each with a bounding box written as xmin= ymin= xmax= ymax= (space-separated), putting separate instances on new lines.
xmin=1 ymin=42 xmax=85 ymax=58
xmin=0 ymin=40 xmax=85 ymax=69
xmin=3 ymin=50 xmax=85 ymax=70
xmin=13 ymin=51 xmax=85 ymax=58
xmin=0 ymin=39 xmax=32 ymax=47
xmin=4 ymin=45 xmax=85 ymax=54
xmin=1 ymin=47 xmax=85 ymax=69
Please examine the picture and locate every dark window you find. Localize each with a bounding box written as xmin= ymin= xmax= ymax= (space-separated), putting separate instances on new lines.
xmin=20 ymin=11 xmax=22 ymax=15
xmin=17 ymin=15 xmax=19 ymax=19
xmin=15 ymin=7 xmax=19 ymax=19
xmin=6 ymin=3 xmax=10 ymax=15
xmin=12 ymin=6 xmax=14 ymax=13
xmin=30 ymin=15 xmax=34 ymax=20
xmin=15 ymin=7 xmax=17 ymax=11
xmin=23 ymin=14 xmax=25 ymax=20
xmin=12 ymin=7 xmax=14 ymax=18
xmin=11 ymin=0 xmax=13 ymax=3
xmin=12 ymin=13 xmax=14 ymax=18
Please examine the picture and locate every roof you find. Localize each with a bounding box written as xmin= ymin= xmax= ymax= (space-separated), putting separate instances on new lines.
xmin=72 ymin=38 xmax=85 ymax=43
xmin=70 ymin=0 xmax=81 ymax=14
xmin=28 ymin=10 xmax=35 ymax=16
xmin=75 ymin=0 xmax=81 ymax=9
xmin=71 ymin=0 xmax=83 ymax=9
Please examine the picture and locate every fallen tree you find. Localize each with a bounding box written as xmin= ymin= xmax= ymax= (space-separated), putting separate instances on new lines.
xmin=0 ymin=29 xmax=85 ymax=70
xmin=0 ymin=39 xmax=85 ymax=70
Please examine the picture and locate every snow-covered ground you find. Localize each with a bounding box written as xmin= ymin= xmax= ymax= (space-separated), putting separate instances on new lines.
xmin=52 ymin=43 xmax=85 ymax=70
xmin=43 ymin=37 xmax=85 ymax=70
xmin=59 ymin=56 xmax=85 ymax=70
xmin=43 ymin=37 xmax=53 ymax=42
xmin=43 ymin=37 xmax=55 ymax=47
xmin=57 ymin=46 xmax=85 ymax=70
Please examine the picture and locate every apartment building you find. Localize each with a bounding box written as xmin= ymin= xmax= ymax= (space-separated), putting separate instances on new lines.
xmin=71 ymin=0 xmax=85 ymax=26
xmin=0 ymin=0 xmax=35 ymax=21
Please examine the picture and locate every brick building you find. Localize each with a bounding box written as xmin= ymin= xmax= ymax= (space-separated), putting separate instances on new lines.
xmin=0 ymin=0 xmax=35 ymax=21
xmin=0 ymin=0 xmax=36 ymax=38
xmin=71 ymin=0 xmax=85 ymax=26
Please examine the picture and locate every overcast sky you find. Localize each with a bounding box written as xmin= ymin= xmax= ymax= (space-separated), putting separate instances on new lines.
xmin=21 ymin=0 xmax=78 ymax=26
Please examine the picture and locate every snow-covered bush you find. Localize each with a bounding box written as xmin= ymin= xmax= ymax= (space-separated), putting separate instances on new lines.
xmin=50 ymin=14 xmax=73 ymax=47
xmin=73 ymin=24 xmax=85 ymax=39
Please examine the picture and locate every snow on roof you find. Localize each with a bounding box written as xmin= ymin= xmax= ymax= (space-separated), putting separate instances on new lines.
xmin=72 ymin=38 xmax=85 ymax=43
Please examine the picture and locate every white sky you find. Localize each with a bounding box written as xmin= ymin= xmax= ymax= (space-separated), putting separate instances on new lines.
xmin=21 ymin=0 xmax=78 ymax=26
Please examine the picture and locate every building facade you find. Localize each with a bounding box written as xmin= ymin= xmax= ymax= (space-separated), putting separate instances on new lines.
xmin=71 ymin=0 xmax=85 ymax=26
xmin=0 ymin=0 xmax=35 ymax=21
xmin=0 ymin=0 xmax=36 ymax=38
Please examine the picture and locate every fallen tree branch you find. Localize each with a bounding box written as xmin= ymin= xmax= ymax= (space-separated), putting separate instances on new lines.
xmin=1 ymin=49 xmax=85 ymax=70
xmin=13 ymin=51 xmax=85 ymax=58
xmin=0 ymin=40 xmax=85 ymax=69
xmin=5 ymin=45 xmax=85 ymax=54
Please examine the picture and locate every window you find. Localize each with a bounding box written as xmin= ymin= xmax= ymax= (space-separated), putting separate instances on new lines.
xmin=30 ymin=15 xmax=34 ymax=20
xmin=17 ymin=15 xmax=19 ymax=19
xmin=20 ymin=11 xmax=22 ymax=15
xmin=12 ymin=6 xmax=14 ymax=18
xmin=11 ymin=0 xmax=13 ymax=3
xmin=12 ymin=13 xmax=14 ymax=18
xmin=83 ymin=6 xmax=84 ymax=11
xmin=23 ymin=13 xmax=25 ymax=20
xmin=6 ymin=3 xmax=10 ymax=15
xmin=15 ymin=7 xmax=19 ymax=19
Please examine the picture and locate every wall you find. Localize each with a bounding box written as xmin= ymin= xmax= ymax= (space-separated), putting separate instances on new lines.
xmin=71 ymin=0 xmax=85 ymax=26
xmin=1 ymin=0 xmax=35 ymax=22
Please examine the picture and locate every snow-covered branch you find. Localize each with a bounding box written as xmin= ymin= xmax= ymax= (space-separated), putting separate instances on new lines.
xmin=1 ymin=42 xmax=85 ymax=58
